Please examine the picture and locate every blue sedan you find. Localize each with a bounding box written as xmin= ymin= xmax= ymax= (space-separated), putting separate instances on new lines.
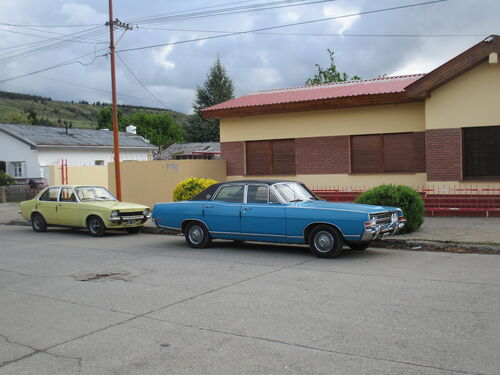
xmin=152 ymin=180 xmax=405 ymax=258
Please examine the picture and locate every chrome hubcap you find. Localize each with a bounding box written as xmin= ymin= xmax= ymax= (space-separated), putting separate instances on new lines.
xmin=34 ymin=216 xmax=41 ymax=229
xmin=314 ymin=231 xmax=334 ymax=253
xmin=188 ymin=226 xmax=204 ymax=244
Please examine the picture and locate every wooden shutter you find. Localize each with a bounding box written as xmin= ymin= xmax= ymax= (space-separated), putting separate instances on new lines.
xmin=246 ymin=141 xmax=271 ymax=175
xmin=463 ymin=126 xmax=500 ymax=178
xmin=272 ymin=139 xmax=295 ymax=175
xmin=351 ymin=135 xmax=383 ymax=173
xmin=383 ymin=133 xmax=415 ymax=173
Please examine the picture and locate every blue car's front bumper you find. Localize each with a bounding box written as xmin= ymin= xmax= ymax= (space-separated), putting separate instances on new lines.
xmin=361 ymin=220 xmax=405 ymax=241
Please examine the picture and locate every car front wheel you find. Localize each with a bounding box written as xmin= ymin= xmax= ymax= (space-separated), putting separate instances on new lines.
xmin=31 ymin=213 xmax=47 ymax=232
xmin=87 ymin=216 xmax=106 ymax=237
xmin=308 ymin=225 xmax=344 ymax=258
xmin=185 ymin=222 xmax=211 ymax=248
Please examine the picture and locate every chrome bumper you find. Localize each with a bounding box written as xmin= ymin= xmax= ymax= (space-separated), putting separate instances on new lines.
xmin=361 ymin=220 xmax=405 ymax=241
xmin=108 ymin=215 xmax=151 ymax=224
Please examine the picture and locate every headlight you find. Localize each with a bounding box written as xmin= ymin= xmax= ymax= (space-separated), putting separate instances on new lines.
xmin=370 ymin=216 xmax=377 ymax=227
xmin=391 ymin=212 xmax=398 ymax=223
xmin=143 ymin=208 xmax=150 ymax=216
xmin=111 ymin=210 xmax=119 ymax=217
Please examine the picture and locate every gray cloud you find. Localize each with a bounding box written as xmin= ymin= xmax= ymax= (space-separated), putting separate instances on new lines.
xmin=0 ymin=0 xmax=498 ymax=114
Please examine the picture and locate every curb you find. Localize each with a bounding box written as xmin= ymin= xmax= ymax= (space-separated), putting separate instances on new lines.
xmin=372 ymin=238 xmax=500 ymax=255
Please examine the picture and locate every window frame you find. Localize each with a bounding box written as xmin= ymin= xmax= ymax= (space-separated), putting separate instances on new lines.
xmin=462 ymin=126 xmax=500 ymax=180
xmin=245 ymin=139 xmax=296 ymax=176
xmin=350 ymin=133 xmax=416 ymax=174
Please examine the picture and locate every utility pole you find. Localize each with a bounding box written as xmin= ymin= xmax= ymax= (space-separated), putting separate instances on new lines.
xmin=106 ymin=0 xmax=132 ymax=201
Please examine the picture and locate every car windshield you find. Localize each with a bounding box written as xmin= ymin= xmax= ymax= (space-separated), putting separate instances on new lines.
xmin=273 ymin=183 xmax=320 ymax=203
xmin=75 ymin=187 xmax=116 ymax=201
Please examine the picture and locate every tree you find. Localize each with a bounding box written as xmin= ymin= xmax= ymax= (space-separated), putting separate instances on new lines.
xmin=185 ymin=57 xmax=235 ymax=142
xmin=96 ymin=107 xmax=184 ymax=148
xmin=305 ymin=49 xmax=361 ymax=85
xmin=3 ymin=111 xmax=30 ymax=124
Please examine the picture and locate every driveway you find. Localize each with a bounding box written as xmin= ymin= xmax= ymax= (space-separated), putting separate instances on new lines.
xmin=0 ymin=225 xmax=499 ymax=374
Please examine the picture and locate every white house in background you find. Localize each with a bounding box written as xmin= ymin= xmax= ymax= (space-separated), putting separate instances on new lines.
xmin=0 ymin=123 xmax=156 ymax=181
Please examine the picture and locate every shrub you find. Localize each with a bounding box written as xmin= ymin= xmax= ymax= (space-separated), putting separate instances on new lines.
xmin=173 ymin=177 xmax=217 ymax=202
xmin=0 ymin=171 xmax=14 ymax=186
xmin=355 ymin=184 xmax=424 ymax=234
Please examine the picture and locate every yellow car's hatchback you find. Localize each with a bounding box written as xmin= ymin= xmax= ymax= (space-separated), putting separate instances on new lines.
xmin=19 ymin=185 xmax=151 ymax=237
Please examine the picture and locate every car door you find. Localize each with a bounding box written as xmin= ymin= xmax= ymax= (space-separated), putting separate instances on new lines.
xmin=203 ymin=184 xmax=244 ymax=234
xmin=36 ymin=187 xmax=60 ymax=224
xmin=241 ymin=184 xmax=286 ymax=238
xmin=57 ymin=187 xmax=80 ymax=227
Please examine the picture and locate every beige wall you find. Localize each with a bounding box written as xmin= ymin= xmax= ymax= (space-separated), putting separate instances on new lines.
xmin=108 ymin=160 xmax=227 ymax=207
xmin=227 ymin=173 xmax=427 ymax=190
xmin=48 ymin=165 xmax=109 ymax=187
xmin=426 ymin=62 xmax=500 ymax=129
xmin=220 ymin=102 xmax=425 ymax=142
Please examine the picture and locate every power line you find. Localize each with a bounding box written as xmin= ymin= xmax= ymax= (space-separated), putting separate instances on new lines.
xmin=119 ymin=0 xmax=448 ymax=53
xmin=141 ymin=26 xmax=485 ymax=39
xmin=117 ymin=53 xmax=170 ymax=109
xmin=0 ymin=49 xmax=107 ymax=84
xmin=0 ymin=21 xmax=103 ymax=28
xmin=128 ymin=0 xmax=322 ymax=25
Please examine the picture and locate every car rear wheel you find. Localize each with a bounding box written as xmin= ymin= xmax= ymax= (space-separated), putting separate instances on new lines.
xmin=31 ymin=213 xmax=47 ymax=233
xmin=185 ymin=222 xmax=211 ymax=248
xmin=347 ymin=242 xmax=371 ymax=251
xmin=308 ymin=225 xmax=344 ymax=258
xmin=87 ymin=216 xmax=106 ymax=237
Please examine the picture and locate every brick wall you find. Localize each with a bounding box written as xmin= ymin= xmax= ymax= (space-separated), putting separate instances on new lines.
xmin=426 ymin=128 xmax=462 ymax=181
xmin=220 ymin=141 xmax=244 ymax=176
xmin=296 ymin=136 xmax=350 ymax=174
xmin=414 ymin=131 xmax=426 ymax=173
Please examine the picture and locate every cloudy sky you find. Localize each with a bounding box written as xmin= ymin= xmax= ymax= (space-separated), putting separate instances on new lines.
xmin=0 ymin=0 xmax=498 ymax=114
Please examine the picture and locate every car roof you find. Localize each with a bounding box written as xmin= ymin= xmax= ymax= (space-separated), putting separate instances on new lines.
xmin=189 ymin=179 xmax=301 ymax=201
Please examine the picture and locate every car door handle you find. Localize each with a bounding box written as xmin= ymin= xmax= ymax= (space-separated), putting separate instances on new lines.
xmin=242 ymin=207 xmax=252 ymax=211
xmin=204 ymin=205 xmax=213 ymax=208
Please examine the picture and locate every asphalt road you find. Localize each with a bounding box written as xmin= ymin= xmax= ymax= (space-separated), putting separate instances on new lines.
xmin=0 ymin=225 xmax=499 ymax=375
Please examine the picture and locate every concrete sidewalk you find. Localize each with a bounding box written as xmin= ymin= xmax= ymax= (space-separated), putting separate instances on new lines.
xmin=2 ymin=202 xmax=499 ymax=252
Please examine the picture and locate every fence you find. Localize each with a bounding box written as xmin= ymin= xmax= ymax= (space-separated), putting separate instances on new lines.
xmin=311 ymin=185 xmax=500 ymax=217
xmin=1 ymin=184 xmax=45 ymax=203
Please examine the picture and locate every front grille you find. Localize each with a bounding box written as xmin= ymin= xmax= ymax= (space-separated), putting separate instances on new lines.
xmin=120 ymin=211 xmax=144 ymax=217
xmin=370 ymin=212 xmax=392 ymax=226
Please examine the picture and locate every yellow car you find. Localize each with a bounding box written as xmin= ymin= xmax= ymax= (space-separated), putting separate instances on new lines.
xmin=19 ymin=185 xmax=151 ymax=237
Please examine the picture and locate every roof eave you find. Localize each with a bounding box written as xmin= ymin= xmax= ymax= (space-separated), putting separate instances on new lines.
xmin=405 ymin=35 xmax=500 ymax=99
xmin=202 ymin=92 xmax=417 ymax=119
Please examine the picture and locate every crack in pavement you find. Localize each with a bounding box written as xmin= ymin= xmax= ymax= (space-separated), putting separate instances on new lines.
xmin=144 ymin=317 xmax=479 ymax=375
xmin=0 ymin=258 xmax=316 ymax=370
xmin=292 ymin=266 xmax=500 ymax=286
xmin=0 ymin=333 xmax=83 ymax=371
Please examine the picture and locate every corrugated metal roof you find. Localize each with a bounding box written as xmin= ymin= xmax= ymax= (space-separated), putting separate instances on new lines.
xmin=0 ymin=123 xmax=156 ymax=149
xmin=204 ymin=74 xmax=425 ymax=112
xmin=158 ymin=142 xmax=220 ymax=159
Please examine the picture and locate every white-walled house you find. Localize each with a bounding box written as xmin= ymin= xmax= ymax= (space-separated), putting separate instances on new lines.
xmin=0 ymin=123 xmax=156 ymax=181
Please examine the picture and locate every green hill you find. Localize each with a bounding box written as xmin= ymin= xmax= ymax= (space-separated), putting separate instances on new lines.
xmin=0 ymin=90 xmax=189 ymax=129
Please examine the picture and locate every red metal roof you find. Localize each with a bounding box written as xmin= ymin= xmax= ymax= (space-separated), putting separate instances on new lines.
xmin=203 ymin=74 xmax=425 ymax=113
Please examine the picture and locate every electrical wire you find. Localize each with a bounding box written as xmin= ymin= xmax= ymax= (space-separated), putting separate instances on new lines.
xmin=131 ymin=0 xmax=332 ymax=26
xmin=117 ymin=53 xmax=170 ymax=109
xmin=0 ymin=49 xmax=108 ymax=84
xmin=118 ymin=0 xmax=448 ymax=53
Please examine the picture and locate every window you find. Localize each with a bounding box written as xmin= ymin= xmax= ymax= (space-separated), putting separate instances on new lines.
xmin=351 ymin=133 xmax=415 ymax=173
xmin=0 ymin=161 xmax=5 ymax=173
xmin=213 ymin=185 xmax=244 ymax=203
xmin=60 ymin=187 xmax=77 ymax=202
xmin=463 ymin=126 xmax=500 ymax=179
xmin=9 ymin=161 xmax=26 ymax=178
xmin=40 ymin=187 xmax=60 ymax=201
xmin=95 ymin=160 xmax=105 ymax=166
xmin=246 ymin=139 xmax=295 ymax=175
